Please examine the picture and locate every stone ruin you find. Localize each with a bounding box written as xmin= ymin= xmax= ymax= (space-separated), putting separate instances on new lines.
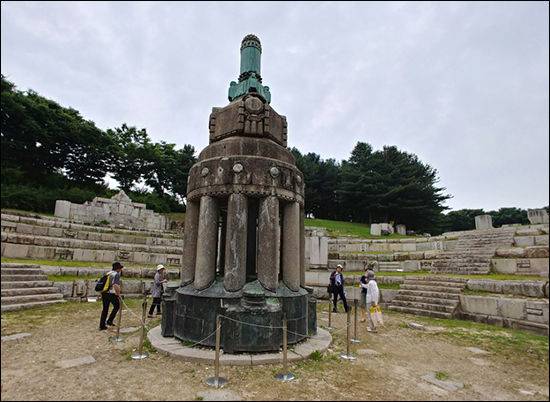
xmin=54 ymin=190 xmax=170 ymax=231
xmin=528 ymin=209 xmax=549 ymax=225
xmin=162 ymin=34 xmax=316 ymax=353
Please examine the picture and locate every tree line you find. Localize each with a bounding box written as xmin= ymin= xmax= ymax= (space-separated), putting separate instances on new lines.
xmin=2 ymin=75 xmax=544 ymax=233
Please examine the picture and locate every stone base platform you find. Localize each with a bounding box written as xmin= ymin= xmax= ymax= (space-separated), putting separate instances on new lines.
xmin=148 ymin=325 xmax=332 ymax=366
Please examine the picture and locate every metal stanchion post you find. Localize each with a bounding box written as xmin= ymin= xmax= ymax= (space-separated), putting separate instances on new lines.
xmin=351 ymin=298 xmax=360 ymax=343
xmin=275 ymin=316 xmax=295 ymax=382
xmin=327 ymin=300 xmax=333 ymax=330
xmin=206 ymin=315 xmax=227 ymax=388
xmin=340 ymin=308 xmax=356 ymax=361
xmin=132 ymin=294 xmax=149 ymax=360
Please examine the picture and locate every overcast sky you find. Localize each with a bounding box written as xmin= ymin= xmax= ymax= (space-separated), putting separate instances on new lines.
xmin=1 ymin=1 xmax=548 ymax=211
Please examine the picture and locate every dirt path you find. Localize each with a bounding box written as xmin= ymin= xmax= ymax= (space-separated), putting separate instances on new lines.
xmin=1 ymin=301 xmax=548 ymax=401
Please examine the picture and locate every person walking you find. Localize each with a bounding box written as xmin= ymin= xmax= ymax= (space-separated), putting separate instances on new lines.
xmin=148 ymin=264 xmax=167 ymax=318
xmin=99 ymin=261 xmax=123 ymax=331
xmin=359 ymin=264 xmax=376 ymax=322
xmin=329 ymin=264 xmax=349 ymax=313
xmin=365 ymin=270 xmax=380 ymax=332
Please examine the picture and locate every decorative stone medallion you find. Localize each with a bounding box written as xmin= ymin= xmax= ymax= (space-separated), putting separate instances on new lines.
xmin=201 ymin=167 xmax=210 ymax=177
xmin=233 ymin=163 xmax=244 ymax=173
xmin=269 ymin=166 xmax=280 ymax=178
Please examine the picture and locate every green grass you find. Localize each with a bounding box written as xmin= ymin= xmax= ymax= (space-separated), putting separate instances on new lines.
xmin=435 ymin=371 xmax=449 ymax=381
xmin=305 ymin=218 xmax=410 ymax=239
xmin=378 ymin=283 xmax=401 ymax=290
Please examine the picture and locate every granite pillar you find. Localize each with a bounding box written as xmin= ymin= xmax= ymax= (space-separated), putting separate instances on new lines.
xmin=282 ymin=201 xmax=300 ymax=291
xmin=181 ymin=200 xmax=199 ymax=286
xmin=257 ymin=196 xmax=280 ymax=291
xmin=194 ymin=196 xmax=219 ymax=290
xmin=224 ymin=193 xmax=248 ymax=292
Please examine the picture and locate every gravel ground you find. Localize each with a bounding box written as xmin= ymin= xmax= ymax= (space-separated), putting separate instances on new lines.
xmin=1 ymin=300 xmax=548 ymax=401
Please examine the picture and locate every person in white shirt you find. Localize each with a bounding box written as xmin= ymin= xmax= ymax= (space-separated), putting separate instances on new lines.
xmin=365 ymin=271 xmax=380 ymax=332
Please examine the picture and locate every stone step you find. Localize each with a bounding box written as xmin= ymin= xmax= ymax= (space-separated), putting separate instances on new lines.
xmin=1 ymin=280 xmax=54 ymax=289
xmin=393 ymin=294 xmax=459 ymax=306
xmin=1 ymin=287 xmax=60 ymax=297
xmin=397 ymin=289 xmax=461 ymax=300
xmin=1 ymin=299 xmax=66 ymax=312
xmin=0 ymin=274 xmax=49 ymax=281
xmin=400 ymin=284 xmax=463 ymax=293
xmin=404 ymin=279 xmax=465 ymax=288
xmin=390 ymin=300 xmax=456 ymax=313
xmin=388 ymin=305 xmax=453 ymax=319
xmin=1 ymin=293 xmax=64 ymax=305
xmin=1 ymin=263 xmax=41 ymax=268
xmin=0 ymin=268 xmax=45 ymax=275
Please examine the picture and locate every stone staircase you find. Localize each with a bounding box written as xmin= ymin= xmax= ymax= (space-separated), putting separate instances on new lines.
xmin=1 ymin=264 xmax=65 ymax=312
xmin=388 ymin=276 xmax=467 ymax=319
xmin=430 ymin=228 xmax=516 ymax=274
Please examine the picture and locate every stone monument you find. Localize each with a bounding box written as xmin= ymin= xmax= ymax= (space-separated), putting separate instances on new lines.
xmin=163 ymin=34 xmax=316 ymax=353
xmin=54 ymin=190 xmax=169 ymax=231
xmin=527 ymin=209 xmax=549 ymax=225
xmin=475 ymin=214 xmax=493 ymax=230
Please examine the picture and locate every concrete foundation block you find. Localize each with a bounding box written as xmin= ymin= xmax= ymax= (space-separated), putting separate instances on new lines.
xmin=460 ymin=295 xmax=499 ymax=316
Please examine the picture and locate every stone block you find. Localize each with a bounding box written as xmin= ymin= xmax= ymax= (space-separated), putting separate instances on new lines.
xmin=401 ymin=260 xmax=421 ymax=271
xmin=459 ymin=295 xmax=499 ymax=316
xmin=514 ymin=236 xmax=535 ymax=247
xmin=2 ymin=243 xmax=29 ymax=258
xmin=497 ymin=298 xmax=526 ymax=320
xmin=475 ymin=215 xmax=493 ymax=229
xmin=495 ymin=248 xmax=526 ymax=258
xmin=525 ymin=300 xmax=549 ymax=324
xmin=534 ymin=235 xmax=549 ymax=246
xmin=56 ymin=355 xmax=96 ymax=369
xmin=516 ymin=228 xmax=541 ymax=236
xmin=54 ymin=200 xmax=72 ymax=219
xmin=1 ymin=333 xmax=31 ymax=342
xmin=529 ymin=258 xmax=549 ymax=275
xmin=490 ymin=259 xmax=517 ymax=274
xmin=527 ymin=209 xmax=549 ymax=224
xmin=524 ymin=246 xmax=549 ymax=258
xmin=370 ymin=224 xmax=381 ymax=236
xmin=396 ymin=224 xmax=406 ymax=235
xmin=424 ymin=250 xmax=442 ymax=260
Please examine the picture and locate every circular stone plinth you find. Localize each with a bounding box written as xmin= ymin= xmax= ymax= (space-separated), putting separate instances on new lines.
xmin=147 ymin=326 xmax=332 ymax=366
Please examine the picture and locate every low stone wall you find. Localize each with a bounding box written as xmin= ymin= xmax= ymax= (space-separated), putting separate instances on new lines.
xmin=41 ymin=266 xmax=180 ymax=280
xmin=491 ymin=258 xmax=549 ymax=276
xmin=458 ymin=295 xmax=549 ymax=335
xmin=2 ymin=213 xmax=180 ymax=238
xmin=328 ymin=236 xmax=458 ymax=254
xmin=466 ymin=280 xmax=548 ymax=298
xmin=55 ymin=279 xmax=152 ymax=298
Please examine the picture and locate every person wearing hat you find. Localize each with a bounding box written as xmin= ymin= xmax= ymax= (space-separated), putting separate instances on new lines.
xmin=99 ymin=261 xmax=124 ymax=330
xmin=329 ymin=264 xmax=349 ymax=313
xmin=148 ymin=264 xmax=168 ymax=318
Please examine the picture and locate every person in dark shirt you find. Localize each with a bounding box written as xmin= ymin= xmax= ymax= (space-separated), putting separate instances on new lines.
xmin=99 ymin=261 xmax=123 ymax=331
xmin=329 ymin=264 xmax=349 ymax=313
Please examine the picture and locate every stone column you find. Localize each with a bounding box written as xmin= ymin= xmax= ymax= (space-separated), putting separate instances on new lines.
xmin=224 ymin=193 xmax=248 ymax=292
xmin=282 ymin=201 xmax=300 ymax=291
xmin=194 ymin=196 xmax=219 ymax=290
xmin=299 ymin=205 xmax=305 ymax=288
xmin=181 ymin=200 xmax=199 ymax=286
xmin=257 ymin=196 xmax=280 ymax=291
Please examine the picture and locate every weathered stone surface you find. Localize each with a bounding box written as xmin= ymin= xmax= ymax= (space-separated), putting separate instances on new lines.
xmin=194 ymin=196 xmax=219 ymax=290
xmin=370 ymin=224 xmax=381 ymax=236
xmin=396 ymin=224 xmax=406 ymax=235
xmin=528 ymin=209 xmax=549 ymax=224
xmin=514 ymin=236 xmax=535 ymax=247
xmin=421 ymin=372 xmax=464 ymax=392
xmin=465 ymin=347 xmax=490 ymax=355
xmin=282 ymin=202 xmax=300 ymax=291
xmin=196 ymin=390 xmax=243 ymax=401
xmin=56 ymin=355 xmax=96 ymax=369
xmin=300 ymin=207 xmax=305 ymax=286
xmin=466 ymin=279 xmax=546 ymax=298
xmin=524 ymin=246 xmax=549 ymax=258
xmin=475 ymin=215 xmax=493 ymax=229
xmin=257 ymin=196 xmax=280 ymax=291
xmin=357 ymin=348 xmax=380 ymax=356
xmin=224 ymin=194 xmax=248 ymax=292
xmin=495 ymin=248 xmax=526 ymax=258
xmin=459 ymin=295 xmax=499 ymax=316
xmin=181 ymin=200 xmax=199 ymax=285
xmin=1 ymin=333 xmax=31 ymax=342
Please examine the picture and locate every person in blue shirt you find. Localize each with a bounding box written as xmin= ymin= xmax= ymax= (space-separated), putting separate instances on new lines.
xmin=329 ymin=264 xmax=349 ymax=313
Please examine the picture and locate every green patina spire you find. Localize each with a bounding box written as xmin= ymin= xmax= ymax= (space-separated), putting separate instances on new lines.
xmin=228 ymin=34 xmax=271 ymax=103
